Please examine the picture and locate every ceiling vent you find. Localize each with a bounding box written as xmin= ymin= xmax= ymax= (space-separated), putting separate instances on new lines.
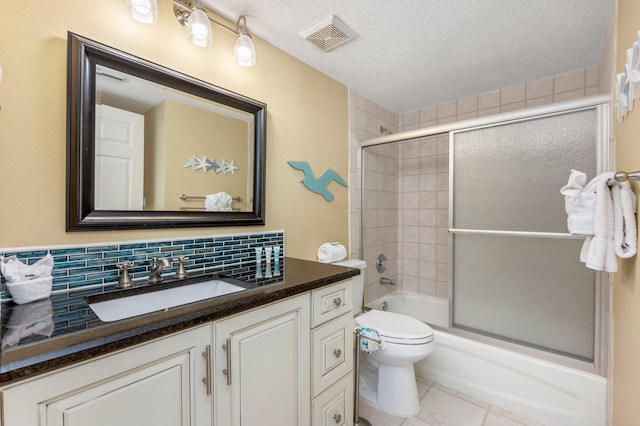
xmin=300 ymin=15 xmax=356 ymax=52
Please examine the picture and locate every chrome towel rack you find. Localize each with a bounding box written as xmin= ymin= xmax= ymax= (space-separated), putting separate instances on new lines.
xmin=614 ymin=171 xmax=640 ymax=182
xmin=179 ymin=207 xmax=241 ymax=211
xmin=180 ymin=194 xmax=242 ymax=202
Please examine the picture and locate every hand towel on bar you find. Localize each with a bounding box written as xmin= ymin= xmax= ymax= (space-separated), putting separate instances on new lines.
xmin=357 ymin=327 xmax=386 ymax=354
xmin=612 ymin=180 xmax=637 ymax=258
xmin=580 ymin=172 xmax=617 ymax=272
xmin=560 ymin=169 xmax=597 ymax=235
xmin=204 ymin=192 xmax=232 ymax=211
xmin=571 ymin=171 xmax=638 ymax=272
xmin=317 ymin=242 xmax=347 ymax=263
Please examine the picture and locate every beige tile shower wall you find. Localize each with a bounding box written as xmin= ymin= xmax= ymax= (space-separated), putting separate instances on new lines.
xmin=397 ymin=134 xmax=450 ymax=299
xmin=400 ymin=67 xmax=601 ymax=130
xmin=349 ymin=91 xmax=399 ymax=302
xmin=361 ymin=145 xmax=400 ymax=302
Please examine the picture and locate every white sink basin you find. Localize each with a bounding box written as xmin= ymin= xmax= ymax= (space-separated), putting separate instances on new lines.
xmin=89 ymin=279 xmax=247 ymax=322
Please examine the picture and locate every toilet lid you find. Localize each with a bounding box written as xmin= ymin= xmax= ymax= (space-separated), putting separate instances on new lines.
xmin=355 ymin=309 xmax=434 ymax=345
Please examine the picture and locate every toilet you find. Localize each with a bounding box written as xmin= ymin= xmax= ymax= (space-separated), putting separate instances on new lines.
xmin=333 ymin=259 xmax=435 ymax=417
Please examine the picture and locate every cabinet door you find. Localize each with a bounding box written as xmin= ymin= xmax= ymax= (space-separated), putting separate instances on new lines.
xmin=214 ymin=294 xmax=310 ymax=426
xmin=1 ymin=325 xmax=212 ymax=426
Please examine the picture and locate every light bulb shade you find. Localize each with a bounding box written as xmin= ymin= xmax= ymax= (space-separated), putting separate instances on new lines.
xmin=187 ymin=8 xmax=212 ymax=47
xmin=235 ymin=33 xmax=256 ymax=66
xmin=126 ymin=0 xmax=158 ymax=24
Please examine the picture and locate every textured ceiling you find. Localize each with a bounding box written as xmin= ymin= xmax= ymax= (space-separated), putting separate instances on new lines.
xmin=204 ymin=0 xmax=614 ymax=114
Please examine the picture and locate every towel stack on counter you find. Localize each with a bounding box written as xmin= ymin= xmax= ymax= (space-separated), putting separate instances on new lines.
xmin=561 ymin=170 xmax=638 ymax=272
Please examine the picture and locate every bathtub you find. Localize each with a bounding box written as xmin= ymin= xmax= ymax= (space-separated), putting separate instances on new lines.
xmin=366 ymin=290 xmax=607 ymax=426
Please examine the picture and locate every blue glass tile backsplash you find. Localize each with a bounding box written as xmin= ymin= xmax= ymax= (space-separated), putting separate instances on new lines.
xmin=0 ymin=231 xmax=284 ymax=301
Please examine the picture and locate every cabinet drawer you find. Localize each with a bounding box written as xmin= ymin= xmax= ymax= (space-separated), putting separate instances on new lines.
xmin=312 ymin=373 xmax=354 ymax=426
xmin=312 ymin=279 xmax=352 ymax=327
xmin=312 ymin=314 xmax=353 ymax=397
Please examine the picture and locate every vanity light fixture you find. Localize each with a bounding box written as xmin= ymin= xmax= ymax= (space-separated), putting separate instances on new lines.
xmin=234 ymin=16 xmax=256 ymax=67
xmin=132 ymin=0 xmax=257 ymax=66
xmin=186 ymin=6 xmax=213 ymax=47
xmin=126 ymin=0 xmax=158 ymax=24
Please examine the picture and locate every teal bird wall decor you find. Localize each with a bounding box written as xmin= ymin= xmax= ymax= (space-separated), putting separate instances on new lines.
xmin=287 ymin=161 xmax=347 ymax=201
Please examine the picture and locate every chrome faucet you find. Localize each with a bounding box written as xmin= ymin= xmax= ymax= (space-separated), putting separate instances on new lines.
xmin=149 ymin=257 xmax=170 ymax=284
xmin=116 ymin=262 xmax=134 ymax=289
xmin=379 ymin=277 xmax=396 ymax=286
xmin=174 ymin=256 xmax=188 ymax=279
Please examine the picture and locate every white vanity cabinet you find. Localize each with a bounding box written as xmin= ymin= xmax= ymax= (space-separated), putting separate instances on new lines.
xmin=0 ymin=276 xmax=357 ymax=426
xmin=1 ymin=324 xmax=212 ymax=426
xmin=310 ymin=280 xmax=354 ymax=426
xmin=213 ymin=293 xmax=311 ymax=426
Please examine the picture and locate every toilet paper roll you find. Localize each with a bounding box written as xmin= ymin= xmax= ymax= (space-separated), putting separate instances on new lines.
xmin=317 ymin=242 xmax=347 ymax=263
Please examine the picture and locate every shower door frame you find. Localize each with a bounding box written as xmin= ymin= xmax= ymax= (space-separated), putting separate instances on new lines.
xmin=358 ymin=94 xmax=611 ymax=376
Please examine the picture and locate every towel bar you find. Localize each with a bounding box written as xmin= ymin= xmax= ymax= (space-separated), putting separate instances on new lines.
xmin=180 ymin=207 xmax=241 ymax=211
xmin=614 ymin=171 xmax=640 ymax=182
xmin=180 ymin=194 xmax=242 ymax=202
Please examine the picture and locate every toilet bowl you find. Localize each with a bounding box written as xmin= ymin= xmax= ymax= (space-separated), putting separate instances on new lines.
xmin=356 ymin=308 xmax=434 ymax=416
xmin=332 ymin=259 xmax=435 ymax=417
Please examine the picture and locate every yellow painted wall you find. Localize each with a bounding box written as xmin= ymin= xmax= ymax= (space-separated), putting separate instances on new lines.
xmin=159 ymin=101 xmax=249 ymax=211
xmin=612 ymin=0 xmax=640 ymax=423
xmin=0 ymin=0 xmax=349 ymax=260
xmin=144 ymin=102 xmax=167 ymax=210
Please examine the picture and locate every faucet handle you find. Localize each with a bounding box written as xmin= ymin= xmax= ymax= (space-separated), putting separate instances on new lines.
xmin=174 ymin=256 xmax=189 ymax=279
xmin=116 ymin=262 xmax=134 ymax=289
xmin=151 ymin=257 xmax=170 ymax=266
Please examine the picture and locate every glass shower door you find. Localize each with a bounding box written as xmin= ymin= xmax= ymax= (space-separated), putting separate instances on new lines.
xmin=450 ymin=108 xmax=603 ymax=362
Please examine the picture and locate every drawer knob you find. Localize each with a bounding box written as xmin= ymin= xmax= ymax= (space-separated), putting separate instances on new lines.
xmin=334 ymin=413 xmax=342 ymax=423
xmin=333 ymin=349 xmax=342 ymax=358
xmin=333 ymin=297 xmax=342 ymax=306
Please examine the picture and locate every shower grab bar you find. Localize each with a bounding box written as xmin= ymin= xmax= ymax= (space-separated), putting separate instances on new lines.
xmin=614 ymin=170 xmax=640 ymax=182
xmin=180 ymin=194 xmax=242 ymax=202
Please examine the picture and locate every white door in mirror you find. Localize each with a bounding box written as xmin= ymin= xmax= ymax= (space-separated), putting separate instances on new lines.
xmin=95 ymin=104 xmax=144 ymax=210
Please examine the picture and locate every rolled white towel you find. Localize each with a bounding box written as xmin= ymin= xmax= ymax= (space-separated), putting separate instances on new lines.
xmin=357 ymin=327 xmax=386 ymax=354
xmin=317 ymin=242 xmax=347 ymax=263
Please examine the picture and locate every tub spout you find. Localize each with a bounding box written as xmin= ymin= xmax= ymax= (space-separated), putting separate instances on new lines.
xmin=379 ymin=277 xmax=396 ymax=286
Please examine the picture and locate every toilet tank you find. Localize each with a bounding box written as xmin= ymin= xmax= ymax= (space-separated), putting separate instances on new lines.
xmin=331 ymin=259 xmax=367 ymax=314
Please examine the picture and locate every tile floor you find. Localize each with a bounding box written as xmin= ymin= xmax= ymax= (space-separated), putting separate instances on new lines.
xmin=357 ymin=376 xmax=544 ymax=426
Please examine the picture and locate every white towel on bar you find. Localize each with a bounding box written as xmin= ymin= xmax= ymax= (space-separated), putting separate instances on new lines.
xmin=204 ymin=192 xmax=232 ymax=211
xmin=580 ymin=173 xmax=617 ymax=272
xmin=565 ymin=171 xmax=638 ymax=272
xmin=560 ymin=169 xmax=597 ymax=235
xmin=612 ymin=181 xmax=638 ymax=258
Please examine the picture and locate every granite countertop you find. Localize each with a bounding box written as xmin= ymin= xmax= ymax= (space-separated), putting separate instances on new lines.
xmin=0 ymin=257 xmax=359 ymax=385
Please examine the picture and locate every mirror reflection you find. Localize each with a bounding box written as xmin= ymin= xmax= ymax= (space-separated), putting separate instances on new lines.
xmin=95 ymin=65 xmax=254 ymax=212
xmin=66 ymin=32 xmax=266 ymax=230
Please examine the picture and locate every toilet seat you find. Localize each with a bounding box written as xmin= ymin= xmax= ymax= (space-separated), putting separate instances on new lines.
xmin=356 ymin=309 xmax=434 ymax=345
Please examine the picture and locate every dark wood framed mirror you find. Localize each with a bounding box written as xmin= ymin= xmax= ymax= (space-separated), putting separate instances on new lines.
xmin=67 ymin=32 xmax=266 ymax=230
